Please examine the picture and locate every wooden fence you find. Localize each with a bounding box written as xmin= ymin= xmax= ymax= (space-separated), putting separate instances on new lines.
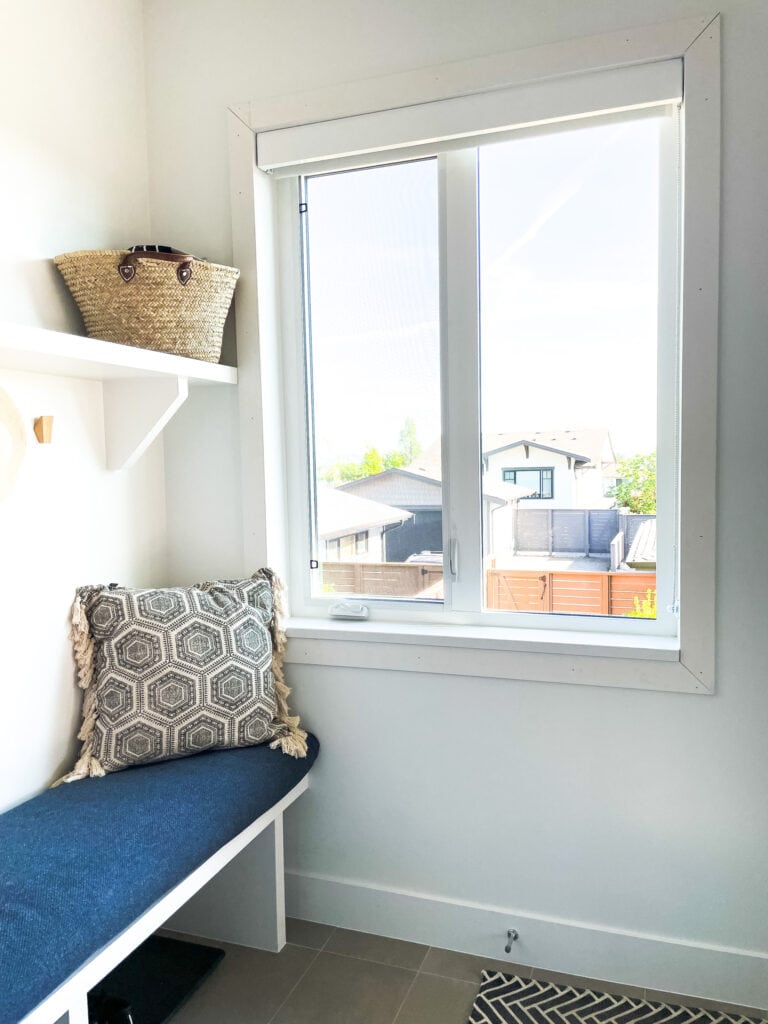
xmin=321 ymin=560 xmax=443 ymax=599
xmin=486 ymin=569 xmax=656 ymax=615
xmin=321 ymin=560 xmax=656 ymax=616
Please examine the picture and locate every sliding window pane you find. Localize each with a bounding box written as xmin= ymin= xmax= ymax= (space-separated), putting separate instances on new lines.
xmin=303 ymin=160 xmax=442 ymax=601
xmin=479 ymin=115 xmax=667 ymax=617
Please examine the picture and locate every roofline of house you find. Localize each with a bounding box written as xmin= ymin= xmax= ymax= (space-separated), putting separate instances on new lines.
xmin=339 ymin=469 xmax=511 ymax=508
xmin=338 ymin=467 xmax=442 ymax=490
xmin=482 ymin=439 xmax=592 ymax=463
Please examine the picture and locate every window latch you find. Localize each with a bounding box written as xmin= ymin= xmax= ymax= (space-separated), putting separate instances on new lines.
xmin=448 ymin=538 xmax=459 ymax=581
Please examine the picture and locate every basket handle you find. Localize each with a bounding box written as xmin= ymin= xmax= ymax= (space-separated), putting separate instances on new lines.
xmin=118 ymin=251 xmax=194 ymax=286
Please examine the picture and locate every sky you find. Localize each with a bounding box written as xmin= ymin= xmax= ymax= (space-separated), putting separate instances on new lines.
xmin=304 ymin=112 xmax=669 ymax=471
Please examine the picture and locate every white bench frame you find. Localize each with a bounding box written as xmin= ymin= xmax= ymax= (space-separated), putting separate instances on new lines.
xmin=20 ymin=776 xmax=309 ymax=1024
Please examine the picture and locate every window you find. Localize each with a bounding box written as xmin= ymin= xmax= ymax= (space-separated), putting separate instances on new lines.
xmin=297 ymin=108 xmax=676 ymax=627
xmin=355 ymin=532 xmax=369 ymax=555
xmin=235 ymin=16 xmax=719 ymax=691
xmin=301 ymin=159 xmax=441 ymax=603
xmin=502 ymin=468 xmax=553 ymax=500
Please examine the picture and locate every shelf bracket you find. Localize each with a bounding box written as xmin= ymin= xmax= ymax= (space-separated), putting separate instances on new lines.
xmin=103 ymin=376 xmax=189 ymax=470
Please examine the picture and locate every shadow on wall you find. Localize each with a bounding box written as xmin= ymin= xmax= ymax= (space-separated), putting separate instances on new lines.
xmin=0 ymin=388 xmax=26 ymax=500
xmin=6 ymin=258 xmax=85 ymax=335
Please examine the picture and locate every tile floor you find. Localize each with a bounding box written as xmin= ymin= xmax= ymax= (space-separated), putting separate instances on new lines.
xmin=164 ymin=920 xmax=765 ymax=1024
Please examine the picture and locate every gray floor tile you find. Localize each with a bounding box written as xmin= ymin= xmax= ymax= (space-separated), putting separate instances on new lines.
xmin=170 ymin=942 xmax=317 ymax=1024
xmin=272 ymin=950 xmax=415 ymax=1024
xmin=326 ymin=926 xmax=429 ymax=970
xmin=286 ymin=918 xmax=336 ymax=950
xmin=420 ymin=946 xmax=531 ymax=984
xmin=645 ymin=989 xmax=767 ymax=1019
xmin=531 ymin=968 xmax=644 ymax=1000
xmin=394 ymin=972 xmax=478 ymax=1024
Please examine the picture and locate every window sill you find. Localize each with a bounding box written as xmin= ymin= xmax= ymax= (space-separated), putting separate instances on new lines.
xmin=284 ymin=618 xmax=707 ymax=694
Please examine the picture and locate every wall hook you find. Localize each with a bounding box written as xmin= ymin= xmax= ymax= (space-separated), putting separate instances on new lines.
xmin=504 ymin=928 xmax=519 ymax=953
xmin=33 ymin=416 xmax=53 ymax=444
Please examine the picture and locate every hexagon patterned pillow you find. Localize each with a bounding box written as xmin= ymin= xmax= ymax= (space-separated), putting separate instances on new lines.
xmin=57 ymin=570 xmax=307 ymax=783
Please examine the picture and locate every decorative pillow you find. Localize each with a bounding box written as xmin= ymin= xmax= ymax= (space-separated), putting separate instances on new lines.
xmin=58 ymin=569 xmax=307 ymax=783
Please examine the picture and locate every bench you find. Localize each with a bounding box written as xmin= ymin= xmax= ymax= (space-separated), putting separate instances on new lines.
xmin=0 ymin=734 xmax=319 ymax=1024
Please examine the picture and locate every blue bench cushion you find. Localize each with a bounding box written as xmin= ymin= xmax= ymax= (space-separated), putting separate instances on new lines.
xmin=0 ymin=734 xmax=319 ymax=1024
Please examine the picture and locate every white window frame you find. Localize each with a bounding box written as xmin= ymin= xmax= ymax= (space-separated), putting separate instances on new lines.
xmin=227 ymin=13 xmax=720 ymax=694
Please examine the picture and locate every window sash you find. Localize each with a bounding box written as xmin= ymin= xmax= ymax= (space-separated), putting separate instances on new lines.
xmin=290 ymin=105 xmax=680 ymax=638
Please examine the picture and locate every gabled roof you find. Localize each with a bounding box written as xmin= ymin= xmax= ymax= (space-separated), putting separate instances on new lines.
xmin=409 ymin=429 xmax=616 ymax=479
xmin=484 ymin=438 xmax=590 ymax=464
xmin=483 ymin=428 xmax=615 ymax=466
xmin=338 ymin=468 xmax=443 ymax=509
xmin=404 ymin=447 xmax=443 ymax=482
xmin=338 ymin=467 xmax=441 ymax=491
xmin=338 ymin=467 xmax=507 ymax=507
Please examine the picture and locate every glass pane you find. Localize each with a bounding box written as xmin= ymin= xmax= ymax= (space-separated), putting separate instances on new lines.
xmin=479 ymin=115 xmax=665 ymax=618
xmin=507 ymin=469 xmax=542 ymax=496
xmin=304 ymin=160 xmax=442 ymax=601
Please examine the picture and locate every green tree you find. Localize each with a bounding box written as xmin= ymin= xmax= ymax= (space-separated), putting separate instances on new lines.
xmin=320 ymin=461 xmax=366 ymax=484
xmin=360 ymin=447 xmax=384 ymax=476
xmin=320 ymin=420 xmax=422 ymax=483
xmin=611 ymin=453 xmax=656 ymax=513
xmin=383 ymin=450 xmax=407 ymax=470
xmin=398 ymin=417 xmax=421 ymax=463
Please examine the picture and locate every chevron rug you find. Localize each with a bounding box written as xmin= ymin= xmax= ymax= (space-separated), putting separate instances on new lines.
xmin=468 ymin=973 xmax=764 ymax=1024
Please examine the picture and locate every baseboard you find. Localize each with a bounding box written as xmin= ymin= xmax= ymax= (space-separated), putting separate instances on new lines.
xmin=286 ymin=871 xmax=768 ymax=1011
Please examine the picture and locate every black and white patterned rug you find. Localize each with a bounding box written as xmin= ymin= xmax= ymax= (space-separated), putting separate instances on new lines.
xmin=468 ymin=973 xmax=764 ymax=1024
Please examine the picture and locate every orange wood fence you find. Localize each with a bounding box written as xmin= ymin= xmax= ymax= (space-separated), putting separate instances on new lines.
xmin=322 ymin=561 xmax=656 ymax=616
xmin=486 ymin=569 xmax=656 ymax=615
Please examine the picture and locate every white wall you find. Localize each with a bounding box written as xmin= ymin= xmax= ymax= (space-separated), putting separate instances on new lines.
xmin=144 ymin=0 xmax=768 ymax=1008
xmin=0 ymin=372 xmax=166 ymax=810
xmin=0 ymin=2 xmax=165 ymax=811
xmin=0 ymin=1 xmax=151 ymax=332
xmin=163 ymin=385 xmax=244 ymax=584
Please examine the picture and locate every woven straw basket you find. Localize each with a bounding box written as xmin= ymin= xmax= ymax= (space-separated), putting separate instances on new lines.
xmin=54 ymin=250 xmax=240 ymax=363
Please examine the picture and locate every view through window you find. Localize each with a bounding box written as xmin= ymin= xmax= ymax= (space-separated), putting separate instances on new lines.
xmin=303 ymin=159 xmax=442 ymax=601
xmin=478 ymin=117 xmax=663 ymax=618
xmin=302 ymin=113 xmax=672 ymax=619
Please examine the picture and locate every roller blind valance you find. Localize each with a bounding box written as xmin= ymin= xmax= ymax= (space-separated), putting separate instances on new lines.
xmin=256 ymin=58 xmax=682 ymax=175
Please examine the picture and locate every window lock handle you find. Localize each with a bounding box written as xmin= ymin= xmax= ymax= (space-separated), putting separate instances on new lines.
xmin=449 ymin=538 xmax=459 ymax=581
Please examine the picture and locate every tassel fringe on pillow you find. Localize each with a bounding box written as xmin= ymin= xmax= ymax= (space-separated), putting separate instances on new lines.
xmin=54 ymin=570 xmax=307 ymax=786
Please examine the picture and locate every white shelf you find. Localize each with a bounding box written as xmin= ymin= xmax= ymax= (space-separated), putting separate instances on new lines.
xmin=0 ymin=321 xmax=238 ymax=470
xmin=0 ymin=321 xmax=238 ymax=385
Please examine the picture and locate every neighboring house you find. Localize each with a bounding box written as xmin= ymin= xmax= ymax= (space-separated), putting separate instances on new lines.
xmin=412 ymin=428 xmax=618 ymax=510
xmin=338 ymin=470 xmax=445 ymax=562
xmin=333 ymin=430 xmax=619 ymax=561
xmin=316 ymin=485 xmax=412 ymax=562
xmin=402 ymin=429 xmax=619 ymax=559
xmin=482 ymin=428 xmax=618 ymax=508
xmin=339 ymin=467 xmax=512 ymax=561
